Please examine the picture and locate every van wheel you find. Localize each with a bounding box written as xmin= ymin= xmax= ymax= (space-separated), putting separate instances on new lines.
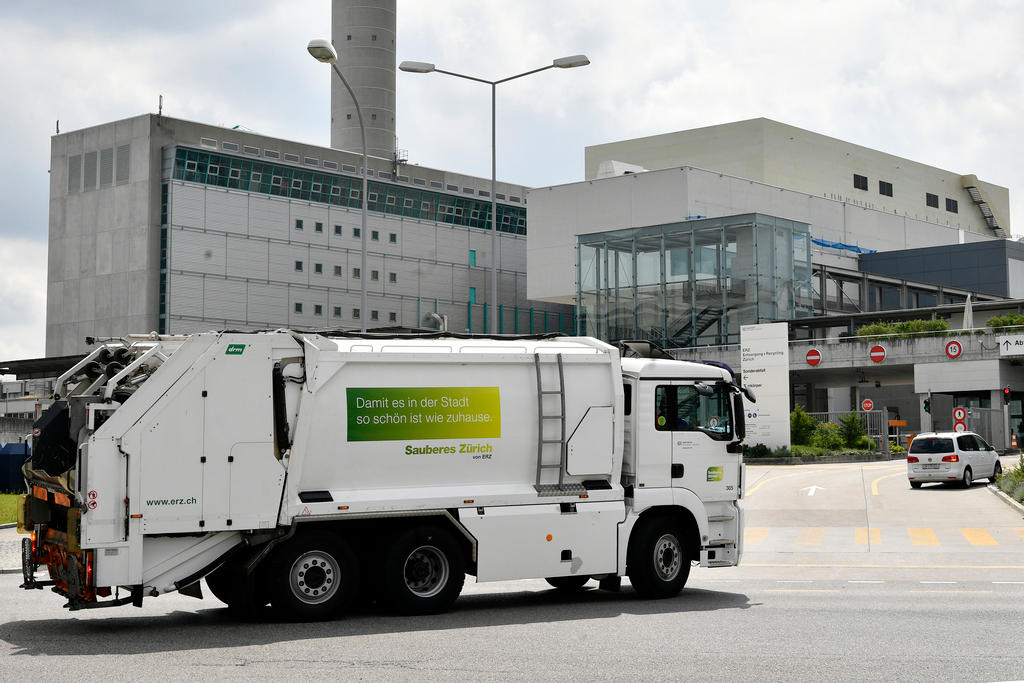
xmin=991 ymin=461 xmax=1002 ymax=482
xmin=909 ymin=481 xmax=922 ymax=489
xmin=545 ymin=576 xmax=591 ymax=590
xmin=627 ymin=517 xmax=690 ymax=598
xmin=382 ymin=525 xmax=465 ymax=615
xmin=961 ymin=467 xmax=973 ymax=488
xmin=267 ymin=531 xmax=359 ymax=621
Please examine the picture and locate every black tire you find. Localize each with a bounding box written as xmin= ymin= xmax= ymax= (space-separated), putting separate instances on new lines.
xmin=961 ymin=467 xmax=973 ymax=488
xmin=991 ymin=461 xmax=1002 ymax=483
xmin=381 ymin=524 xmax=465 ymax=615
xmin=909 ymin=481 xmax=922 ymax=489
xmin=266 ymin=531 xmax=359 ymax=621
xmin=545 ymin=575 xmax=591 ymax=590
xmin=627 ymin=516 xmax=691 ymax=599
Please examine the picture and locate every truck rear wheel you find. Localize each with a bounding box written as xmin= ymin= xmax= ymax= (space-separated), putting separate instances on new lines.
xmin=627 ymin=517 xmax=691 ymax=598
xmin=205 ymin=560 xmax=267 ymax=617
xmin=381 ymin=524 xmax=465 ymax=615
xmin=267 ymin=531 xmax=359 ymax=621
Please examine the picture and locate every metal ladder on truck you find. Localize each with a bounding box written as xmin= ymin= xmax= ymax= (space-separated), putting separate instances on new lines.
xmin=533 ymin=353 xmax=585 ymax=496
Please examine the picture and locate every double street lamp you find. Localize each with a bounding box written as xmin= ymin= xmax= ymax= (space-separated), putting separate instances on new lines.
xmin=399 ymin=55 xmax=590 ymax=334
xmin=307 ymin=38 xmax=368 ymax=332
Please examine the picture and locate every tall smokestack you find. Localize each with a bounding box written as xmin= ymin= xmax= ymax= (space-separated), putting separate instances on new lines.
xmin=331 ymin=0 xmax=397 ymax=158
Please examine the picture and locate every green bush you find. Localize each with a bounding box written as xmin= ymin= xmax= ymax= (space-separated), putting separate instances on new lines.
xmin=853 ymin=436 xmax=875 ymax=450
xmin=889 ymin=442 xmax=906 ymax=454
xmin=838 ymin=411 xmax=866 ymax=448
xmin=986 ymin=313 xmax=1024 ymax=332
xmin=792 ymin=445 xmax=825 ymax=459
xmin=772 ymin=446 xmax=792 ymax=458
xmin=745 ymin=443 xmax=772 ymax=458
xmin=790 ymin=406 xmax=818 ymax=446
xmin=855 ymin=319 xmax=949 ymax=339
xmin=810 ymin=422 xmax=844 ymax=450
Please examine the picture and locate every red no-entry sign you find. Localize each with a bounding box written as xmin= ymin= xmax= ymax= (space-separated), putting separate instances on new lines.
xmin=861 ymin=398 xmax=874 ymax=411
xmin=806 ymin=348 xmax=822 ymax=366
xmin=869 ymin=345 xmax=886 ymax=363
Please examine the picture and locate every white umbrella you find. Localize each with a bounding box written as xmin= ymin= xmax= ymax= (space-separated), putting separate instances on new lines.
xmin=963 ymin=293 xmax=974 ymax=331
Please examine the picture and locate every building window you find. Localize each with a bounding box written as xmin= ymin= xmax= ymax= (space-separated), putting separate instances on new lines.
xmin=371 ymin=310 xmax=379 ymax=321
xmin=353 ymin=227 xmax=361 ymax=238
xmin=879 ymin=180 xmax=893 ymax=197
xmin=853 ymin=174 xmax=868 ymax=191
xmin=294 ymin=302 xmax=303 ymax=314
xmin=389 ymin=312 xmax=397 ymax=323
xmin=334 ymin=306 xmax=342 ymax=318
xmin=389 ymin=233 xmax=397 ymax=243
xmin=334 ymin=265 xmax=343 ymax=276
xmin=315 ymin=221 xmax=323 ymax=233
xmin=334 ymin=224 xmax=342 ymax=235
xmin=353 ymin=268 xmax=361 ymax=279
xmin=469 ymin=287 xmax=477 ymax=304
xmin=371 ymin=113 xmax=377 ymax=121
xmin=314 ymin=304 xmax=323 ymax=316
xmin=295 ymin=219 xmax=303 ymax=231
xmin=295 ymin=260 xmax=303 ymax=272
xmin=371 ymin=270 xmax=379 ymax=281
xmin=389 ymin=272 xmax=397 ymax=283
xmin=347 ymin=113 xmax=352 ymax=120
xmin=469 ymin=249 xmax=476 ymax=267
xmin=353 ymin=308 xmax=360 ymax=319
xmin=371 ymin=230 xmax=380 ymax=241
xmin=314 ymin=263 xmax=323 ymax=274
xmin=926 ymin=193 xmax=939 ymax=208
xmin=946 ymin=198 xmax=958 ymax=213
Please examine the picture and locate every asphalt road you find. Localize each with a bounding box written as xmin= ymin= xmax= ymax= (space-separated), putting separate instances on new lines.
xmin=1 ymin=459 xmax=1021 ymax=681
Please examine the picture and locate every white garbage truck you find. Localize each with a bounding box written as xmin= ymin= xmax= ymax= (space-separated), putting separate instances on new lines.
xmin=19 ymin=330 xmax=752 ymax=620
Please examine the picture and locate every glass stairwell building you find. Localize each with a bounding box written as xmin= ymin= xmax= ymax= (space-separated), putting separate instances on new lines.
xmin=577 ymin=214 xmax=813 ymax=347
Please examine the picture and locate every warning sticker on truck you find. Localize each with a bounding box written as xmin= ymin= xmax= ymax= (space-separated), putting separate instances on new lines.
xmin=346 ymin=387 xmax=501 ymax=442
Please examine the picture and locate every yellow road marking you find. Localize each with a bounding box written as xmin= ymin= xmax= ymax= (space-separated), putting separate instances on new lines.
xmin=798 ymin=529 xmax=825 ymax=546
xmin=909 ymin=528 xmax=939 ymax=546
xmin=744 ymin=528 xmax=770 ymax=545
xmin=961 ymin=528 xmax=998 ymax=546
xmin=855 ymin=528 xmax=881 ymax=545
xmin=744 ymin=472 xmax=819 ymax=497
xmin=871 ymin=472 xmax=904 ymax=495
xmin=1016 ymin=529 xmax=1024 ymax=542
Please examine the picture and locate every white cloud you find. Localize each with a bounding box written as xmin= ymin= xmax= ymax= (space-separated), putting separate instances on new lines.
xmin=0 ymin=238 xmax=47 ymax=361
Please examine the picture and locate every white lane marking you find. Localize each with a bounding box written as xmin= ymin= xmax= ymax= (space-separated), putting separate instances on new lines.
xmin=800 ymin=485 xmax=826 ymax=496
xmin=991 ymin=581 xmax=1024 ymax=584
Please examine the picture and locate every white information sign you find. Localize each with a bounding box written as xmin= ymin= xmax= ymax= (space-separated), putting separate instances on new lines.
xmin=999 ymin=335 xmax=1024 ymax=356
xmin=740 ymin=323 xmax=791 ymax=451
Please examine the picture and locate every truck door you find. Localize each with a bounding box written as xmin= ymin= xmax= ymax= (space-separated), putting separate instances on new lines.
xmin=655 ymin=382 xmax=741 ymax=503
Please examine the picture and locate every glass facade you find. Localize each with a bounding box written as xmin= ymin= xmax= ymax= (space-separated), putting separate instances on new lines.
xmin=577 ymin=214 xmax=812 ymax=347
xmin=172 ymin=147 xmax=528 ymax=235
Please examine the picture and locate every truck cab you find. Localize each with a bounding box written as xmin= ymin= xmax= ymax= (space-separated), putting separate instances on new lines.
xmin=620 ymin=352 xmax=746 ymax=570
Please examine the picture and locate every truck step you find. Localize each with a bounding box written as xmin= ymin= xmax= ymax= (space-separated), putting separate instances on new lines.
xmin=708 ymin=515 xmax=735 ymax=522
xmin=534 ymin=483 xmax=588 ymax=497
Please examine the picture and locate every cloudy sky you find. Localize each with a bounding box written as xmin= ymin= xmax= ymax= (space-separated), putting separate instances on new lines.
xmin=1 ymin=0 xmax=1023 ymax=361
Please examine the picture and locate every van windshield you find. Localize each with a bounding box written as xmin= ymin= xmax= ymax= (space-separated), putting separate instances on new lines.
xmin=909 ymin=438 xmax=953 ymax=454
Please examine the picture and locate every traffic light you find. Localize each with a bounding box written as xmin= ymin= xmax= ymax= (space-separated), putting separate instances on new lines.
xmin=1004 ymin=387 xmax=1012 ymax=405
xmin=923 ymin=398 xmax=931 ymax=413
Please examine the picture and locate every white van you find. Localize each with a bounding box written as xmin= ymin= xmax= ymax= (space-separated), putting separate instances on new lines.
xmin=906 ymin=431 xmax=1002 ymax=488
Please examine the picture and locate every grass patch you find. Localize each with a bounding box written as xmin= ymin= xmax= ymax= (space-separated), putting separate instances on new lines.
xmin=0 ymin=493 xmax=20 ymax=525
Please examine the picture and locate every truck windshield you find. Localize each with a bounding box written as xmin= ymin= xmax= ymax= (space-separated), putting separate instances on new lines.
xmin=654 ymin=384 xmax=732 ymax=440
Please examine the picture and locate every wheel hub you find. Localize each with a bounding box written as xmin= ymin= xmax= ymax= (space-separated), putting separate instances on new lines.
xmin=653 ymin=533 xmax=682 ymax=581
xmin=289 ymin=551 xmax=339 ymax=604
xmin=404 ymin=545 xmax=450 ymax=598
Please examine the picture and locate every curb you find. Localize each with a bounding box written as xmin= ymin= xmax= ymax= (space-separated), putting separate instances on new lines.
xmin=0 ymin=523 xmax=17 ymax=530
xmin=0 ymin=567 xmax=21 ymax=575
xmin=988 ymin=484 xmax=1024 ymax=516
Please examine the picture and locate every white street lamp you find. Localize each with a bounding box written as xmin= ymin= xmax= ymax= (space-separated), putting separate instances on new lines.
xmin=399 ymin=54 xmax=590 ymax=334
xmin=308 ymin=38 xmax=368 ymax=333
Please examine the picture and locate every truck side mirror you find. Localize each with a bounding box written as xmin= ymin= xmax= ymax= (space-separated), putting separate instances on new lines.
xmin=742 ymin=386 xmax=756 ymax=403
xmin=733 ymin=392 xmax=745 ymax=440
xmin=694 ymin=382 xmax=714 ymax=397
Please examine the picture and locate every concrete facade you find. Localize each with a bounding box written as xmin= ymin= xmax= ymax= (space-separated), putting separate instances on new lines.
xmin=584 ymin=118 xmax=1010 ymax=239
xmin=47 ymin=114 xmax=566 ymax=356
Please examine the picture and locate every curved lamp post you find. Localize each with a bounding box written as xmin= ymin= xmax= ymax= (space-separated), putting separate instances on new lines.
xmin=400 ymin=55 xmax=590 ymax=334
xmin=308 ymin=38 xmax=368 ymax=333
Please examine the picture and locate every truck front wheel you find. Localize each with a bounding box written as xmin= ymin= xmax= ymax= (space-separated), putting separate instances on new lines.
xmin=627 ymin=517 xmax=691 ymax=598
xmin=267 ymin=531 xmax=360 ymax=621
xmin=381 ymin=524 xmax=465 ymax=615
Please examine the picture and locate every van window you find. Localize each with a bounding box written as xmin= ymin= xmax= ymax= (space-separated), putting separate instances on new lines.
xmin=654 ymin=384 xmax=731 ymax=440
xmin=909 ymin=438 xmax=953 ymax=454
xmin=623 ymin=383 xmax=632 ymax=416
xmin=956 ymin=435 xmax=978 ymax=451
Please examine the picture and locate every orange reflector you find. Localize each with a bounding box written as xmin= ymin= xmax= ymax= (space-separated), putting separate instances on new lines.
xmin=53 ymin=492 xmax=71 ymax=507
xmin=33 ymin=486 xmax=47 ymax=501
xmin=130 ymin=514 xmax=143 ymax=519
xmin=546 ymin=534 xmax=553 ymax=542
xmin=579 ymin=494 xmax=589 ymax=499
xmin=463 ymin=500 xmax=474 ymax=504
xmin=337 ymin=505 xmax=349 ymax=510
